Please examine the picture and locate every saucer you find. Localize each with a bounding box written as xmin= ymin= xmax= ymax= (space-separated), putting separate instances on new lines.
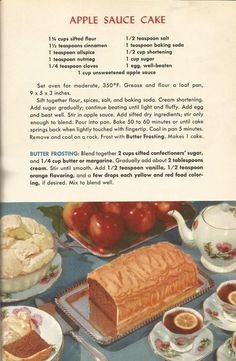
xmin=217 ymin=337 xmax=236 ymax=361
xmin=148 ymin=321 xmax=213 ymax=361
xmin=1 ymin=254 xmax=62 ymax=303
xmin=203 ymin=293 xmax=236 ymax=332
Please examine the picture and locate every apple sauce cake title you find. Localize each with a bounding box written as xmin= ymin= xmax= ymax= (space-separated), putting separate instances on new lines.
xmin=69 ymin=15 xmax=166 ymax=25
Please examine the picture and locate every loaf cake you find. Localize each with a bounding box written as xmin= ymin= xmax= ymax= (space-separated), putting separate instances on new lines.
xmin=3 ymin=330 xmax=52 ymax=361
xmin=88 ymin=242 xmax=199 ymax=336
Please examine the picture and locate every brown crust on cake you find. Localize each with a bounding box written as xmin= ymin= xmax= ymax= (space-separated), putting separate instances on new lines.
xmin=88 ymin=242 xmax=199 ymax=336
xmin=3 ymin=330 xmax=52 ymax=361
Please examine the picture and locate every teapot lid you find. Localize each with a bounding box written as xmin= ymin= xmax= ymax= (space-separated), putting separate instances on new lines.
xmin=202 ymin=203 xmax=236 ymax=230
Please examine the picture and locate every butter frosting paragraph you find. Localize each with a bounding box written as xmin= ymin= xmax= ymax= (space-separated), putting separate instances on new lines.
xmin=29 ymin=149 xmax=204 ymax=187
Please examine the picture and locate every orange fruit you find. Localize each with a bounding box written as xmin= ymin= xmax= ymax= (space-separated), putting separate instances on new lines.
xmin=174 ymin=312 xmax=198 ymax=330
xmin=228 ymin=291 xmax=236 ymax=305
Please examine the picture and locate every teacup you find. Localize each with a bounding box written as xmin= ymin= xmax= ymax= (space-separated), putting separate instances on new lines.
xmin=216 ymin=280 xmax=236 ymax=322
xmin=162 ymin=307 xmax=205 ymax=352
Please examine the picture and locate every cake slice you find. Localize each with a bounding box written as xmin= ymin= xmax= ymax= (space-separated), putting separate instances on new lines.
xmin=3 ymin=330 xmax=53 ymax=361
xmin=88 ymin=242 xmax=199 ymax=336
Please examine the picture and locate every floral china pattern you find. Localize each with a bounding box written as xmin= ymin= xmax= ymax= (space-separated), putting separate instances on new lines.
xmin=204 ymin=241 xmax=236 ymax=261
xmin=197 ymin=338 xmax=212 ymax=352
xmin=174 ymin=336 xmax=196 ymax=347
xmin=155 ymin=337 xmax=212 ymax=358
xmin=13 ymin=307 xmax=42 ymax=328
xmin=226 ymin=337 xmax=236 ymax=357
xmin=222 ymin=304 xmax=236 ymax=319
xmin=40 ymin=264 xmax=60 ymax=284
xmin=205 ymin=307 xmax=220 ymax=321
xmin=1 ymin=307 xmax=43 ymax=340
xmin=205 ymin=296 xmax=236 ymax=321
xmin=155 ymin=339 xmax=182 ymax=358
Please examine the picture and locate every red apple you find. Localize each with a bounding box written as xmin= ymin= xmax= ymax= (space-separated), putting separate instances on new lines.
xmin=88 ymin=212 xmax=124 ymax=247
xmin=152 ymin=202 xmax=181 ymax=222
xmin=99 ymin=202 xmax=124 ymax=215
xmin=63 ymin=202 xmax=97 ymax=232
xmin=121 ymin=202 xmax=156 ymax=234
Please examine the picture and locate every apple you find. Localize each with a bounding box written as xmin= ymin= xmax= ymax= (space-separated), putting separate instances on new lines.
xmin=99 ymin=202 xmax=124 ymax=215
xmin=121 ymin=202 xmax=156 ymax=234
xmin=88 ymin=212 xmax=124 ymax=247
xmin=152 ymin=202 xmax=181 ymax=222
xmin=63 ymin=202 xmax=97 ymax=232
xmin=63 ymin=202 xmax=77 ymax=230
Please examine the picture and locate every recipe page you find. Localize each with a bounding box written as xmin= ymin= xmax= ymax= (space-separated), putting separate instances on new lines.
xmin=1 ymin=0 xmax=236 ymax=202
xmin=1 ymin=2 xmax=236 ymax=361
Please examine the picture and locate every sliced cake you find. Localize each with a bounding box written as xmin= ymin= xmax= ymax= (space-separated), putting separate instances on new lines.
xmin=3 ymin=330 xmax=53 ymax=361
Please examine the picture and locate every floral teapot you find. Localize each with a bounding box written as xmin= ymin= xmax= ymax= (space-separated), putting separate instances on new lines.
xmin=168 ymin=203 xmax=236 ymax=273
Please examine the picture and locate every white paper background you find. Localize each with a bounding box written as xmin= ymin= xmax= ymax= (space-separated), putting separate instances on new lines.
xmin=1 ymin=0 xmax=236 ymax=202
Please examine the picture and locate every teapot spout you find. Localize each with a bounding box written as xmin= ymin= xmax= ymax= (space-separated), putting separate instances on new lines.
xmin=168 ymin=210 xmax=195 ymax=247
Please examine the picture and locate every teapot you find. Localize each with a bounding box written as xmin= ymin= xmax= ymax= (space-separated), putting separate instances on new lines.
xmin=168 ymin=203 xmax=236 ymax=273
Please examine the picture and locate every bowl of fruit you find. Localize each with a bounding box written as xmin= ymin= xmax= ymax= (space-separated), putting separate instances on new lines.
xmin=58 ymin=201 xmax=195 ymax=257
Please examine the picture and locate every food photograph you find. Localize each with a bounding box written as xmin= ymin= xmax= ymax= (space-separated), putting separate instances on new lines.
xmin=1 ymin=201 xmax=236 ymax=361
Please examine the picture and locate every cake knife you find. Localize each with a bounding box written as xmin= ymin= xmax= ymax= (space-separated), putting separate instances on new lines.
xmin=35 ymin=297 xmax=108 ymax=361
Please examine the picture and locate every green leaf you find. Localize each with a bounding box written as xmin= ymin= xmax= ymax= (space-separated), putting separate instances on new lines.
xmin=229 ymin=207 xmax=236 ymax=218
xmin=226 ymin=338 xmax=236 ymax=356
xmin=204 ymin=242 xmax=213 ymax=257
xmin=200 ymin=338 xmax=211 ymax=346
xmin=50 ymin=264 xmax=59 ymax=271
xmin=37 ymin=206 xmax=66 ymax=237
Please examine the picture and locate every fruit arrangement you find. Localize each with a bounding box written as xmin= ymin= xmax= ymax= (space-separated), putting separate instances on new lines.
xmin=62 ymin=201 xmax=192 ymax=253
